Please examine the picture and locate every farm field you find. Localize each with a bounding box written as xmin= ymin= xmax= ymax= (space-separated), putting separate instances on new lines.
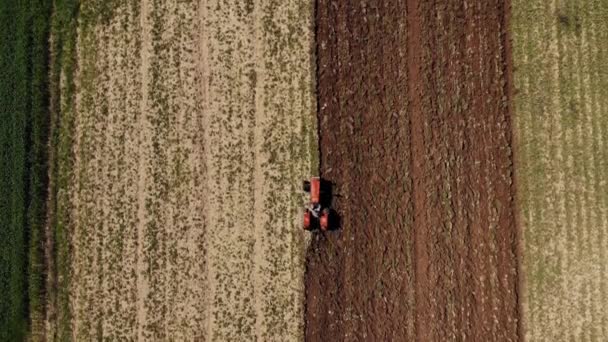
xmin=47 ymin=0 xmax=316 ymax=341
xmin=306 ymin=0 xmax=519 ymax=341
xmin=3 ymin=0 xmax=608 ymax=340
xmin=512 ymin=0 xmax=608 ymax=340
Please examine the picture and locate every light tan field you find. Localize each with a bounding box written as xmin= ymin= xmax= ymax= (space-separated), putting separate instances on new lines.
xmin=512 ymin=0 xmax=608 ymax=340
xmin=58 ymin=0 xmax=315 ymax=340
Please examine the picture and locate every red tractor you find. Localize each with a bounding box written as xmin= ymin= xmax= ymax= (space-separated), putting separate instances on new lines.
xmin=303 ymin=177 xmax=330 ymax=231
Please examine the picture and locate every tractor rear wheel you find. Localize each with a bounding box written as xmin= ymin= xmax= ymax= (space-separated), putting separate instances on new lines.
xmin=303 ymin=180 xmax=311 ymax=192
xmin=320 ymin=209 xmax=330 ymax=231
xmin=303 ymin=210 xmax=311 ymax=230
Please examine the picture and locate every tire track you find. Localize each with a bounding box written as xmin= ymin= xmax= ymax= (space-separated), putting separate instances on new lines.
xmin=136 ymin=0 xmax=152 ymax=340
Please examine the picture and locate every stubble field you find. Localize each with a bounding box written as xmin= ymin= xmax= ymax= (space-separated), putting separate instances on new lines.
xmin=512 ymin=0 xmax=608 ymax=340
xmin=48 ymin=0 xmax=316 ymax=340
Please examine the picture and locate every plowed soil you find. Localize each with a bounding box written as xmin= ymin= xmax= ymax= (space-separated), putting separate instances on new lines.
xmin=305 ymin=0 xmax=520 ymax=341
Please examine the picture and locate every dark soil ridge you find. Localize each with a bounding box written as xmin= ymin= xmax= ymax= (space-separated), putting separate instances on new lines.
xmin=305 ymin=0 xmax=520 ymax=341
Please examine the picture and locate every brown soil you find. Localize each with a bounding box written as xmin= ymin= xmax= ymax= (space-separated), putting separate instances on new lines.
xmin=305 ymin=0 xmax=520 ymax=341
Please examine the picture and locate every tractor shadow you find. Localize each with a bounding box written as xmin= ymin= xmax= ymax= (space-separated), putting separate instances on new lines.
xmin=320 ymin=179 xmax=342 ymax=231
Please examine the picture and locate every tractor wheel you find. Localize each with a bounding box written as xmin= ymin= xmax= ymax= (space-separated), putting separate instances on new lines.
xmin=303 ymin=210 xmax=311 ymax=230
xmin=303 ymin=180 xmax=311 ymax=192
xmin=320 ymin=209 xmax=330 ymax=231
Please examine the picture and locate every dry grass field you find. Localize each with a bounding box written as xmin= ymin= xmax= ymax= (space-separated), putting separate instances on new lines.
xmin=512 ymin=0 xmax=608 ymax=340
xmin=47 ymin=0 xmax=316 ymax=340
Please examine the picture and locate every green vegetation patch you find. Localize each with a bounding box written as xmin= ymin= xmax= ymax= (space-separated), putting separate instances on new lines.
xmin=0 ymin=0 xmax=53 ymax=340
xmin=47 ymin=0 xmax=80 ymax=340
xmin=512 ymin=0 xmax=608 ymax=339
